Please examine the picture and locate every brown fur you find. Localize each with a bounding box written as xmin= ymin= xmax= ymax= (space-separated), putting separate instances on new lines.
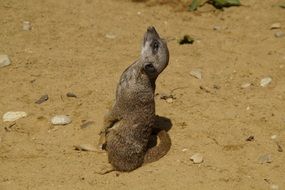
xmin=98 ymin=26 xmax=170 ymax=172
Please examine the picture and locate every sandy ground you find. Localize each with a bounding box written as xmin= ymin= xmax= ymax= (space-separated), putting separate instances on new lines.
xmin=0 ymin=0 xmax=285 ymax=189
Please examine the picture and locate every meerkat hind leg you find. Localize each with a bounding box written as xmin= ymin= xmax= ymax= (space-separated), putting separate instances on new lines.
xmin=98 ymin=110 xmax=121 ymax=150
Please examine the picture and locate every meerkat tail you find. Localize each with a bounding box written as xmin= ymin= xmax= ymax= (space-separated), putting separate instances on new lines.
xmin=144 ymin=130 xmax=171 ymax=163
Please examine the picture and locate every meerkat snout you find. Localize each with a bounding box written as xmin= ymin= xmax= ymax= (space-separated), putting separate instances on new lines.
xmin=143 ymin=62 xmax=156 ymax=77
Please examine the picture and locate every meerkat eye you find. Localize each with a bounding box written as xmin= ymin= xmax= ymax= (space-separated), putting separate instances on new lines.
xmin=152 ymin=40 xmax=159 ymax=52
xmin=154 ymin=41 xmax=159 ymax=49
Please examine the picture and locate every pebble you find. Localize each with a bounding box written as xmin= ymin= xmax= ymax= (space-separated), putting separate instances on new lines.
xmin=190 ymin=153 xmax=203 ymax=164
xmin=105 ymin=34 xmax=116 ymax=39
xmin=246 ymin=135 xmax=254 ymax=141
xmin=0 ymin=54 xmax=11 ymax=68
xmin=74 ymin=144 xmax=97 ymax=152
xmin=22 ymin=21 xmax=32 ymax=31
xmin=35 ymin=94 xmax=49 ymax=104
xmin=271 ymin=135 xmax=277 ymax=140
xmin=270 ymin=184 xmax=279 ymax=190
xmin=190 ymin=69 xmax=202 ymax=79
xmin=241 ymin=82 xmax=251 ymax=89
xmin=160 ymin=93 xmax=175 ymax=100
xmin=182 ymin=148 xmax=188 ymax=152
xmin=166 ymin=98 xmax=173 ymax=103
xmin=213 ymin=84 xmax=220 ymax=89
xmin=66 ymin=92 xmax=77 ymax=98
xmin=275 ymin=31 xmax=285 ymax=38
xmin=258 ymin=154 xmax=272 ymax=164
xmin=276 ymin=142 xmax=283 ymax=152
xmin=260 ymin=77 xmax=272 ymax=87
xmin=80 ymin=121 xmax=95 ymax=129
xmin=213 ymin=25 xmax=221 ymax=31
xmin=3 ymin=111 xmax=27 ymax=122
xmin=270 ymin=23 xmax=281 ymax=30
xmin=51 ymin=115 xmax=71 ymax=125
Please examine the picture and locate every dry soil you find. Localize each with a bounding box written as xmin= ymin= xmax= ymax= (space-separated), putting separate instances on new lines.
xmin=0 ymin=0 xmax=285 ymax=189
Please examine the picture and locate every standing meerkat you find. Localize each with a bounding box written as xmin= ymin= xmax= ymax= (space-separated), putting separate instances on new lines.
xmin=98 ymin=26 xmax=171 ymax=172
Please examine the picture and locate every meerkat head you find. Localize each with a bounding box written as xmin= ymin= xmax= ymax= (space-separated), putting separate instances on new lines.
xmin=141 ymin=26 xmax=169 ymax=79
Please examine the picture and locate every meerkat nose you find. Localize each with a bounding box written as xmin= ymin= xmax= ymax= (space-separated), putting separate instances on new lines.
xmin=147 ymin=26 xmax=159 ymax=37
xmin=147 ymin=26 xmax=155 ymax=32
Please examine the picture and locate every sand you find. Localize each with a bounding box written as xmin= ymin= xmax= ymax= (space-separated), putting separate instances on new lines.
xmin=0 ymin=0 xmax=285 ymax=189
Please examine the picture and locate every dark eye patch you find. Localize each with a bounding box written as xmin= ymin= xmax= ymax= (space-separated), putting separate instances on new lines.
xmin=151 ymin=40 xmax=160 ymax=53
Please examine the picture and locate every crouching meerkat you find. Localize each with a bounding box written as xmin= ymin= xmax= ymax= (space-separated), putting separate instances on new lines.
xmin=98 ymin=26 xmax=171 ymax=172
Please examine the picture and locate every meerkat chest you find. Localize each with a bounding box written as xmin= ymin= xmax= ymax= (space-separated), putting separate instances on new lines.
xmin=117 ymin=71 xmax=155 ymax=104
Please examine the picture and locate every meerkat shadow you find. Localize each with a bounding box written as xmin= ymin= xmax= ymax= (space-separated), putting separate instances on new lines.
xmin=147 ymin=115 xmax=172 ymax=149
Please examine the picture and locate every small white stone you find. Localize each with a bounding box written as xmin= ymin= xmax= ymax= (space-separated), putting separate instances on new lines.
xmin=270 ymin=184 xmax=279 ymax=190
xmin=241 ymin=83 xmax=251 ymax=89
xmin=271 ymin=135 xmax=277 ymax=140
xmin=22 ymin=21 xmax=32 ymax=31
xmin=190 ymin=69 xmax=202 ymax=79
xmin=270 ymin=23 xmax=281 ymax=30
xmin=0 ymin=54 xmax=11 ymax=68
xmin=51 ymin=115 xmax=71 ymax=125
xmin=3 ymin=111 xmax=27 ymax=122
xmin=260 ymin=77 xmax=272 ymax=87
xmin=182 ymin=148 xmax=188 ymax=152
xmin=190 ymin=153 xmax=203 ymax=164
xmin=166 ymin=98 xmax=173 ymax=103
xmin=246 ymin=106 xmax=250 ymax=111
xmin=137 ymin=11 xmax=141 ymax=15
xmin=105 ymin=34 xmax=116 ymax=39
xmin=275 ymin=31 xmax=285 ymax=38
